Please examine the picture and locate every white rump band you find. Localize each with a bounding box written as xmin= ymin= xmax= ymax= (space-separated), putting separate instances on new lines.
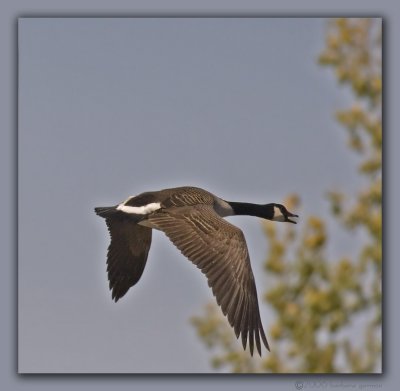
xmin=117 ymin=202 xmax=161 ymax=215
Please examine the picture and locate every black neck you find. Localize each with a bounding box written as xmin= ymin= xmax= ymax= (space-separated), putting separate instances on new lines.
xmin=227 ymin=202 xmax=275 ymax=220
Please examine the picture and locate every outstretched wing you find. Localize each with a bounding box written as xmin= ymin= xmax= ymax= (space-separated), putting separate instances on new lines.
xmin=146 ymin=205 xmax=269 ymax=355
xmin=105 ymin=218 xmax=152 ymax=301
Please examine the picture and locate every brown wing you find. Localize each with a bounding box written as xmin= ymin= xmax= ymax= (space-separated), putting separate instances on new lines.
xmin=162 ymin=186 xmax=216 ymax=207
xmin=105 ymin=218 xmax=152 ymax=302
xmin=146 ymin=205 xmax=269 ymax=355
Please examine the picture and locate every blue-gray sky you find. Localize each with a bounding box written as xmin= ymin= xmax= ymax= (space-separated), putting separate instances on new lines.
xmin=19 ymin=18 xmax=364 ymax=373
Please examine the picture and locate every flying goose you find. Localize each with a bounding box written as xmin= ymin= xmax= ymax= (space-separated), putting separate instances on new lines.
xmin=95 ymin=186 xmax=298 ymax=356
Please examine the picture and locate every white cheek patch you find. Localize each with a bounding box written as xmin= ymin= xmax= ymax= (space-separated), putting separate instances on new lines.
xmin=273 ymin=206 xmax=286 ymax=222
xmin=117 ymin=202 xmax=161 ymax=215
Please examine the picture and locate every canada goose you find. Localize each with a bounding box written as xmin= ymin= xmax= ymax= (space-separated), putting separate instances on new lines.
xmin=95 ymin=186 xmax=298 ymax=356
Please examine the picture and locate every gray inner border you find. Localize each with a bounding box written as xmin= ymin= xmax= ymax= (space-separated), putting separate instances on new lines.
xmin=1 ymin=0 xmax=398 ymax=390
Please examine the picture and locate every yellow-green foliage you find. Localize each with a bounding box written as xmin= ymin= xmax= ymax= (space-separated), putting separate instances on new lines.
xmin=191 ymin=19 xmax=382 ymax=373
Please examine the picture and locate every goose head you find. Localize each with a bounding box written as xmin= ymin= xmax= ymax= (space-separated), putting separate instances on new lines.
xmin=270 ymin=203 xmax=298 ymax=224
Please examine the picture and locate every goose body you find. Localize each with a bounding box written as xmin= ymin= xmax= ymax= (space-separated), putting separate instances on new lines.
xmin=95 ymin=186 xmax=298 ymax=356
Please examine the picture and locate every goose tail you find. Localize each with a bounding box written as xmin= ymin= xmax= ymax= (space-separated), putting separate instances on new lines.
xmin=94 ymin=206 xmax=119 ymax=218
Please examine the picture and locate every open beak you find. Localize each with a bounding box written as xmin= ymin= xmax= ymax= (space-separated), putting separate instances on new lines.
xmin=286 ymin=211 xmax=299 ymax=224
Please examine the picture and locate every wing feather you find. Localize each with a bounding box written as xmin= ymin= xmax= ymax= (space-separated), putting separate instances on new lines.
xmin=146 ymin=205 xmax=269 ymax=355
xmin=105 ymin=218 xmax=152 ymax=302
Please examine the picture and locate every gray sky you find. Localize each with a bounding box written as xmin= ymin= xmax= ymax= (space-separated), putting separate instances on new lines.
xmin=18 ymin=18 xmax=364 ymax=373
